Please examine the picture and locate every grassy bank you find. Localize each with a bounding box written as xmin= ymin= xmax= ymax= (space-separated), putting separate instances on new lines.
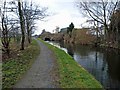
xmin=2 ymin=39 xmax=40 ymax=88
xmin=38 ymin=38 xmax=103 ymax=88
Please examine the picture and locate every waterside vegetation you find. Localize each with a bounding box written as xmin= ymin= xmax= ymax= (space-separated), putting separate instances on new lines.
xmin=38 ymin=38 xmax=103 ymax=88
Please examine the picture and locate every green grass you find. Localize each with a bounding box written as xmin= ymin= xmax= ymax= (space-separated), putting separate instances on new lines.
xmin=38 ymin=38 xmax=103 ymax=88
xmin=2 ymin=39 xmax=40 ymax=88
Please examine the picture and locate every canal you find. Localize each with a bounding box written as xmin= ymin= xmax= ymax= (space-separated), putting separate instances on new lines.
xmin=48 ymin=41 xmax=120 ymax=89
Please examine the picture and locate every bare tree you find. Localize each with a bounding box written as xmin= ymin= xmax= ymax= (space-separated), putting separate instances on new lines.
xmin=18 ymin=0 xmax=25 ymax=50
xmin=1 ymin=1 xmax=13 ymax=56
xmin=23 ymin=1 xmax=48 ymax=43
xmin=1 ymin=15 xmax=11 ymax=56
xmin=86 ymin=20 xmax=100 ymax=41
xmin=76 ymin=0 xmax=119 ymax=41
xmin=54 ymin=26 xmax=60 ymax=33
xmin=1 ymin=0 xmax=48 ymax=53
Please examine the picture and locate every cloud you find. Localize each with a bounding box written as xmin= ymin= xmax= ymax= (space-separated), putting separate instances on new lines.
xmin=35 ymin=10 xmax=87 ymax=35
xmin=31 ymin=0 xmax=89 ymax=35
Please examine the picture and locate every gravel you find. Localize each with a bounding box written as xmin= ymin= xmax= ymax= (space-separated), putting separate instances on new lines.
xmin=14 ymin=39 xmax=57 ymax=88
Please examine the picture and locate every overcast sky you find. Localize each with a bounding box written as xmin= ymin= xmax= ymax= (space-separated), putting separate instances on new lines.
xmin=32 ymin=0 xmax=88 ymax=35
xmin=0 ymin=0 xmax=89 ymax=35
xmin=1 ymin=0 xmax=118 ymax=35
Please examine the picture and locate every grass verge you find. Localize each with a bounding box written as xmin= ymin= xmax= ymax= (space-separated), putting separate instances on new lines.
xmin=2 ymin=39 xmax=40 ymax=88
xmin=38 ymin=38 xmax=103 ymax=88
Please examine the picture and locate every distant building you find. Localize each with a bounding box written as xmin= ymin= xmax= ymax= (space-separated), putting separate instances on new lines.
xmin=60 ymin=28 xmax=68 ymax=34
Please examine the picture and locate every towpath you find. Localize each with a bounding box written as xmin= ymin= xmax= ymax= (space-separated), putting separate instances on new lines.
xmin=14 ymin=39 xmax=58 ymax=88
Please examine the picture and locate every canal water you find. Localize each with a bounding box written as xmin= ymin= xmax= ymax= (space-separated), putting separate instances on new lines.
xmin=48 ymin=41 xmax=120 ymax=89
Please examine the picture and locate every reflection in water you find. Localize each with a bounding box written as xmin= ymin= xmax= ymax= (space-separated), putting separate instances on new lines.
xmin=73 ymin=45 xmax=120 ymax=89
xmin=48 ymin=41 xmax=120 ymax=89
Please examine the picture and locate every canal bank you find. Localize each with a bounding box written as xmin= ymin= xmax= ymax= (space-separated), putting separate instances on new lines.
xmin=38 ymin=38 xmax=103 ymax=88
xmin=47 ymin=41 xmax=120 ymax=89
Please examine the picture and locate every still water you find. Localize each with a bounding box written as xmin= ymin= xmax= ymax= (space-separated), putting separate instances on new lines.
xmin=48 ymin=41 xmax=120 ymax=89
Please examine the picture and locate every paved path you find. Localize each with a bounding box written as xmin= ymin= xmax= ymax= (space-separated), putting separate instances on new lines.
xmin=14 ymin=39 xmax=57 ymax=88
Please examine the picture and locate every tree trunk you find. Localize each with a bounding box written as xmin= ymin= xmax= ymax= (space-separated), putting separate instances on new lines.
xmin=117 ymin=25 xmax=120 ymax=48
xmin=18 ymin=0 xmax=25 ymax=50
xmin=27 ymin=31 xmax=31 ymax=44
xmin=26 ymin=20 xmax=31 ymax=44
xmin=1 ymin=14 xmax=10 ymax=56
xmin=104 ymin=24 xmax=109 ymax=41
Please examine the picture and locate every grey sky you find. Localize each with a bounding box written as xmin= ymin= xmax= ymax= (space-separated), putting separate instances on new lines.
xmin=33 ymin=0 xmax=88 ymax=34
xmin=34 ymin=0 xmax=118 ymax=35
xmin=1 ymin=0 xmax=118 ymax=35
xmin=0 ymin=0 xmax=88 ymax=35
